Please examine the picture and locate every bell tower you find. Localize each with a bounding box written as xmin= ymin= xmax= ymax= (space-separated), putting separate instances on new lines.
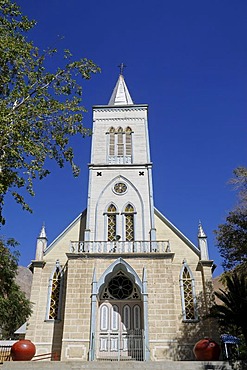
xmin=84 ymin=72 xmax=156 ymax=244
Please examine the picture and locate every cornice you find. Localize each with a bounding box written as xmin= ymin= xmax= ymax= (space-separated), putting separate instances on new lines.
xmin=94 ymin=117 xmax=144 ymax=122
xmin=196 ymin=260 xmax=215 ymax=272
xmin=66 ymin=252 xmax=174 ymax=260
xmin=93 ymin=104 xmax=148 ymax=112
xmin=88 ymin=163 xmax=153 ymax=169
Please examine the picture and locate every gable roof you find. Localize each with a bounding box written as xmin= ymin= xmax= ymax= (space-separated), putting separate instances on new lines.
xmin=44 ymin=212 xmax=84 ymax=255
xmin=154 ymin=207 xmax=200 ymax=256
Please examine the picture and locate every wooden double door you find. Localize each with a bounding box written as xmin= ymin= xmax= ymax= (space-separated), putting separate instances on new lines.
xmin=97 ymin=301 xmax=143 ymax=361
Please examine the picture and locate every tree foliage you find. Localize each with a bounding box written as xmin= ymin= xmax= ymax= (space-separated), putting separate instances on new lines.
xmin=0 ymin=238 xmax=32 ymax=339
xmin=210 ymin=272 xmax=247 ymax=349
xmin=0 ymin=0 xmax=100 ymax=225
xmin=215 ymin=167 xmax=247 ymax=271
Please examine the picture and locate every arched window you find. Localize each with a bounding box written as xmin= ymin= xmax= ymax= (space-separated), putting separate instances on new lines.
xmin=107 ymin=204 xmax=117 ymax=241
xmin=179 ymin=262 xmax=197 ymax=321
xmin=125 ymin=126 xmax=132 ymax=158
xmin=46 ymin=260 xmax=63 ymax=320
xmin=109 ymin=127 xmax=115 ymax=156
xmin=107 ymin=126 xmax=133 ymax=164
xmin=117 ymin=127 xmax=124 ymax=156
xmin=124 ymin=204 xmax=134 ymax=241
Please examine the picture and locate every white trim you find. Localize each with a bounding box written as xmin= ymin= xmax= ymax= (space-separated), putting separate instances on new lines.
xmin=94 ymin=175 xmax=145 ymax=241
xmin=97 ymin=257 xmax=142 ymax=295
xmin=45 ymin=260 xmax=63 ymax=321
xmin=179 ymin=261 xmax=198 ymax=321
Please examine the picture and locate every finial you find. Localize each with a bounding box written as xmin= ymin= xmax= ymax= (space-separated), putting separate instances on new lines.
xmin=118 ymin=62 xmax=126 ymax=75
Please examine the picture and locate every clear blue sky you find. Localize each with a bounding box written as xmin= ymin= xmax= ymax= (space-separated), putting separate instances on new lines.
xmin=2 ymin=0 xmax=247 ymax=276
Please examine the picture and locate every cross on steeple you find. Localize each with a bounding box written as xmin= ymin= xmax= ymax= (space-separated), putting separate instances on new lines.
xmin=118 ymin=63 xmax=126 ymax=75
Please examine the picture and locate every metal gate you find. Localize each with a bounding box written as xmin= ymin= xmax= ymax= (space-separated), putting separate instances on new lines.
xmin=98 ymin=329 xmax=144 ymax=361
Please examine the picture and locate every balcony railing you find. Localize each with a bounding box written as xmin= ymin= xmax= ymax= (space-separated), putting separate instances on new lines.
xmin=70 ymin=240 xmax=171 ymax=254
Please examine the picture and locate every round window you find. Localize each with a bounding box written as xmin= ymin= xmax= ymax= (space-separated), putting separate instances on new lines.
xmin=108 ymin=275 xmax=133 ymax=299
xmin=113 ymin=182 xmax=127 ymax=194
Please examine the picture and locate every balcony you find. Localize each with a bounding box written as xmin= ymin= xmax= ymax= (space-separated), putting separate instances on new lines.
xmin=70 ymin=240 xmax=171 ymax=254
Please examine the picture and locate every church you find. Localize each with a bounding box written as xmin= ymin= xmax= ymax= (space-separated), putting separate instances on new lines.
xmin=26 ymin=71 xmax=216 ymax=362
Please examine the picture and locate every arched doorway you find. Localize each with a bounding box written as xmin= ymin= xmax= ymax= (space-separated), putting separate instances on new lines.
xmin=97 ymin=269 xmax=144 ymax=361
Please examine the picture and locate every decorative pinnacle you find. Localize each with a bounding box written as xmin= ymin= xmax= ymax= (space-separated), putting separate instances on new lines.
xmin=198 ymin=221 xmax=206 ymax=238
xmin=39 ymin=223 xmax=47 ymax=239
xmin=118 ymin=62 xmax=126 ymax=75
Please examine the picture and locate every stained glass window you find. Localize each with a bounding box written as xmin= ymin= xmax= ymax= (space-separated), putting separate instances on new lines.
xmin=107 ymin=204 xmax=117 ymax=241
xmin=180 ymin=264 xmax=197 ymax=321
xmin=125 ymin=204 xmax=134 ymax=241
xmin=108 ymin=274 xmax=133 ymax=299
xmin=49 ymin=264 xmax=62 ymax=320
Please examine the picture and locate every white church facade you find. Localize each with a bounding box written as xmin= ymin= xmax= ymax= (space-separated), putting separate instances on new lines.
xmin=26 ymin=73 xmax=216 ymax=361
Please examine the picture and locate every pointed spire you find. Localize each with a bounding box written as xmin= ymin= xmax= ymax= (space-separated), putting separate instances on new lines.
xmin=39 ymin=223 xmax=47 ymax=239
xmin=108 ymin=73 xmax=134 ymax=106
xmin=198 ymin=220 xmax=206 ymax=238
xmin=35 ymin=224 xmax=47 ymax=260
xmin=197 ymin=221 xmax=209 ymax=260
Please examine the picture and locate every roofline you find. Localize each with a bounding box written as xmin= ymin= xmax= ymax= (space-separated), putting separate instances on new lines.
xmin=92 ymin=104 xmax=148 ymax=109
xmin=44 ymin=212 xmax=84 ymax=255
xmin=154 ymin=207 xmax=200 ymax=256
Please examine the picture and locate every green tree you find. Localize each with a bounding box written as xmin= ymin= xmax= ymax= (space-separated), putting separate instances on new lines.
xmin=210 ymin=272 xmax=247 ymax=349
xmin=0 ymin=0 xmax=100 ymax=224
xmin=215 ymin=167 xmax=247 ymax=271
xmin=0 ymin=239 xmax=32 ymax=339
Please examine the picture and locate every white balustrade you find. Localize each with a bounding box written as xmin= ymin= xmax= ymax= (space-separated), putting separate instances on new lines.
xmin=70 ymin=240 xmax=171 ymax=254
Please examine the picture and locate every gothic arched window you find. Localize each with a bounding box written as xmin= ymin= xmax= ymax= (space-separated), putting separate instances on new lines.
xmin=46 ymin=260 xmax=63 ymax=320
xmin=117 ymin=127 xmax=124 ymax=157
xmin=179 ymin=262 xmax=197 ymax=321
xmin=124 ymin=203 xmax=134 ymax=241
xmin=125 ymin=126 xmax=132 ymax=158
xmin=109 ymin=127 xmax=115 ymax=156
xmin=107 ymin=126 xmax=133 ymax=164
xmin=107 ymin=204 xmax=117 ymax=241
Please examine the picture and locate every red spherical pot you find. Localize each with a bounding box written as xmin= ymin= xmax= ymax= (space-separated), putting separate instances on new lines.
xmin=11 ymin=339 xmax=36 ymax=361
xmin=193 ymin=338 xmax=221 ymax=361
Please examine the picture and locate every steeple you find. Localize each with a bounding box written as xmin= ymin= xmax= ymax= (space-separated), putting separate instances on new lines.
xmin=108 ymin=73 xmax=134 ymax=106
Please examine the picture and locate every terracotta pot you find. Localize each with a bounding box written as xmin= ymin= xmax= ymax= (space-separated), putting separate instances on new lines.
xmin=193 ymin=338 xmax=221 ymax=361
xmin=11 ymin=339 xmax=36 ymax=361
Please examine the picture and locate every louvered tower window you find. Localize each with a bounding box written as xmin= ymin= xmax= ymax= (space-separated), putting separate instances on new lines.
xmin=125 ymin=204 xmax=134 ymax=241
xmin=107 ymin=204 xmax=117 ymax=241
xmin=180 ymin=263 xmax=197 ymax=321
xmin=109 ymin=127 xmax=115 ymax=156
xmin=125 ymin=126 xmax=132 ymax=157
xmin=117 ymin=127 xmax=124 ymax=156
xmin=107 ymin=126 xmax=133 ymax=164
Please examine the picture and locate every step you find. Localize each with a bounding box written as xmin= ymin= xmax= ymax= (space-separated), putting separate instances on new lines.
xmin=1 ymin=361 xmax=243 ymax=370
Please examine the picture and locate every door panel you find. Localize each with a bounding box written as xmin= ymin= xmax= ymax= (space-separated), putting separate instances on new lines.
xmin=97 ymin=301 xmax=143 ymax=360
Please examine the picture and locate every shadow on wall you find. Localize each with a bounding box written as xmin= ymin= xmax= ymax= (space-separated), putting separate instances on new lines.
xmin=51 ymin=263 xmax=68 ymax=361
xmin=174 ymin=280 xmax=247 ymax=370
xmin=175 ymin=280 xmax=219 ymax=361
